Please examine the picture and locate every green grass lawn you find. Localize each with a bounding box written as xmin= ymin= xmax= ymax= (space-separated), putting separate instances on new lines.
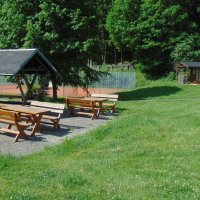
xmin=1 ymin=81 xmax=200 ymax=199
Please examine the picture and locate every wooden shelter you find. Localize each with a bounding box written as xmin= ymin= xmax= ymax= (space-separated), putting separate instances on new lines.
xmin=0 ymin=48 xmax=57 ymax=103
xmin=176 ymin=62 xmax=200 ymax=84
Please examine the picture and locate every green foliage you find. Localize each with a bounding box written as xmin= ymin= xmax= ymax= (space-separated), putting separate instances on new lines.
xmin=135 ymin=70 xmax=152 ymax=87
xmin=171 ymin=34 xmax=200 ymax=62
xmin=165 ymin=71 xmax=176 ymax=81
xmin=106 ymin=0 xmax=140 ymax=50
xmin=1 ymin=0 xmax=200 ymax=81
xmin=0 ymin=0 xmax=26 ymax=48
xmin=2 ymin=82 xmax=200 ymax=198
xmin=135 ymin=67 xmax=176 ymax=87
xmin=106 ymin=0 xmax=200 ymax=77
xmin=131 ymin=1 xmax=188 ymax=76
xmin=0 ymin=0 xmax=104 ymax=87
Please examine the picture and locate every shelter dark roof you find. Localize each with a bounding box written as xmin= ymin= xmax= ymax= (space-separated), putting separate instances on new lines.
xmin=180 ymin=62 xmax=200 ymax=68
xmin=0 ymin=48 xmax=57 ymax=76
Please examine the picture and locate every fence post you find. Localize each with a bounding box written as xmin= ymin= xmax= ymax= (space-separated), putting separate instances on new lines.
xmin=62 ymin=83 xmax=64 ymax=97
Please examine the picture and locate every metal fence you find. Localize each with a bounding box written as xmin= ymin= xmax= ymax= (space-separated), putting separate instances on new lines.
xmin=0 ymin=72 xmax=136 ymax=89
xmin=0 ymin=72 xmax=136 ymax=97
xmin=0 ymin=76 xmax=11 ymax=84
xmin=90 ymin=72 xmax=136 ymax=89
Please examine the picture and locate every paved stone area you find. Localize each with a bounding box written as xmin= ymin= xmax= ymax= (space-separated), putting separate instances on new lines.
xmin=0 ymin=111 xmax=117 ymax=156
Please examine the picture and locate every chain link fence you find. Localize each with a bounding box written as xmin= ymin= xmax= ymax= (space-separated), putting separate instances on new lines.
xmin=0 ymin=76 xmax=11 ymax=84
xmin=90 ymin=72 xmax=136 ymax=89
xmin=0 ymin=72 xmax=136 ymax=97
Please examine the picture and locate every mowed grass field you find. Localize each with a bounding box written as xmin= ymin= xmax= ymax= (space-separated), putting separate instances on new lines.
xmin=1 ymin=81 xmax=200 ymax=199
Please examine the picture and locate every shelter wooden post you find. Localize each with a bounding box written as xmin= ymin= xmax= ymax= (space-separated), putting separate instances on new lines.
xmin=0 ymin=49 xmax=57 ymax=102
xmin=21 ymin=71 xmax=38 ymax=100
xmin=16 ymin=75 xmax=26 ymax=105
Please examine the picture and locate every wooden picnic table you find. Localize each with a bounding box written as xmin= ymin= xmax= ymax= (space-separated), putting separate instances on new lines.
xmin=0 ymin=105 xmax=50 ymax=136
xmin=82 ymin=97 xmax=108 ymax=113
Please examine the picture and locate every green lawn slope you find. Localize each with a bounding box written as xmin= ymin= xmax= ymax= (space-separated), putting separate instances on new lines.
xmin=1 ymin=81 xmax=200 ymax=199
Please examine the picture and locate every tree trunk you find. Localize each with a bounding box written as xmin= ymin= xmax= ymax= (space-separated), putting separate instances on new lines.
xmin=120 ymin=45 xmax=123 ymax=65
xmin=114 ymin=46 xmax=117 ymax=65
xmin=51 ymin=74 xmax=57 ymax=100
xmin=103 ymin=42 xmax=107 ymax=64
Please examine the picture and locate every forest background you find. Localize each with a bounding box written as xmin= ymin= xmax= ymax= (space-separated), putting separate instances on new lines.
xmin=0 ymin=0 xmax=200 ymax=88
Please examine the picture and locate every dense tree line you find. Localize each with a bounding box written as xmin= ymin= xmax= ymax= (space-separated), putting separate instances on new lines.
xmin=107 ymin=0 xmax=200 ymax=77
xmin=0 ymin=0 xmax=200 ymax=82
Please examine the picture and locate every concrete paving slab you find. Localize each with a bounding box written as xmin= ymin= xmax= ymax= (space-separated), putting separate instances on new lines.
xmin=0 ymin=112 xmax=118 ymax=156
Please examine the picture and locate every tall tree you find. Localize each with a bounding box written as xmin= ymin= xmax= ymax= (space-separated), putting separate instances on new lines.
xmin=0 ymin=0 xmax=103 ymax=99
xmin=106 ymin=0 xmax=141 ymax=64
xmin=170 ymin=0 xmax=200 ymax=62
xmin=94 ymin=0 xmax=113 ymax=64
xmin=106 ymin=0 xmax=200 ymax=77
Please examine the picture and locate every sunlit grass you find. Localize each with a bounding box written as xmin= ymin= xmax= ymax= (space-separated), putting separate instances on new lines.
xmin=0 ymin=81 xmax=200 ymax=199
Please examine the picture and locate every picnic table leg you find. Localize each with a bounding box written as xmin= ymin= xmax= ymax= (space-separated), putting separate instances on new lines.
xmin=7 ymin=124 xmax=12 ymax=129
xmin=14 ymin=129 xmax=28 ymax=142
xmin=15 ymin=122 xmax=29 ymax=142
xmin=98 ymin=102 xmax=104 ymax=114
xmin=68 ymin=107 xmax=73 ymax=116
xmin=31 ymin=114 xmax=43 ymax=136
xmin=91 ymin=108 xmax=100 ymax=120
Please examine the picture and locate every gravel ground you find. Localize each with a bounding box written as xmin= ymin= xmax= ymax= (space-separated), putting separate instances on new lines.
xmin=0 ymin=111 xmax=118 ymax=156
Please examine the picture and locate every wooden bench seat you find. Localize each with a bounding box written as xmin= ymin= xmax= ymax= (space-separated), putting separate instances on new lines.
xmin=64 ymin=98 xmax=100 ymax=120
xmin=0 ymin=109 xmax=30 ymax=142
xmin=31 ymin=101 xmax=65 ymax=130
xmin=21 ymin=101 xmax=65 ymax=130
xmin=90 ymin=93 xmax=119 ymax=113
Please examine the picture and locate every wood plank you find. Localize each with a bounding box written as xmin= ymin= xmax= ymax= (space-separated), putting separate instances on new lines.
xmin=103 ymin=102 xmax=115 ymax=106
xmin=76 ymin=111 xmax=93 ymax=116
xmin=0 ymin=128 xmax=19 ymax=135
xmin=0 ymin=109 xmax=16 ymax=118
xmin=0 ymin=108 xmax=30 ymax=142
xmin=30 ymin=106 xmax=63 ymax=114
xmin=1 ymin=105 xmax=50 ymax=114
xmin=42 ymin=115 xmax=58 ymax=120
xmin=0 ymin=109 xmax=18 ymax=123
xmin=91 ymin=93 xmax=118 ymax=99
xmin=0 ymin=119 xmax=15 ymax=124
xmin=67 ymin=98 xmax=93 ymax=104
xmin=29 ymin=101 xmax=64 ymax=130
xmin=65 ymin=97 xmax=99 ymax=120
xmin=31 ymin=101 xmax=65 ymax=110
xmin=68 ymin=104 xmax=94 ymax=109
xmin=90 ymin=93 xmax=118 ymax=113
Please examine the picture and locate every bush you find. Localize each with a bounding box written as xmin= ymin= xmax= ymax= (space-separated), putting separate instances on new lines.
xmin=165 ymin=71 xmax=176 ymax=81
xmin=135 ymin=70 xmax=152 ymax=87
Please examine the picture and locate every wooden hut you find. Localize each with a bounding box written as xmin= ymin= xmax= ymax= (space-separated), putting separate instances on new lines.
xmin=0 ymin=48 xmax=57 ymax=103
xmin=176 ymin=62 xmax=200 ymax=84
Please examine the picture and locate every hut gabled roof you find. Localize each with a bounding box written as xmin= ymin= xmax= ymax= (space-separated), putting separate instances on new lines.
xmin=180 ymin=62 xmax=200 ymax=68
xmin=0 ymin=48 xmax=57 ymax=76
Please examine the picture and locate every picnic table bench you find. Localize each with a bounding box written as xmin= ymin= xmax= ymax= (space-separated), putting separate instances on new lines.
xmin=29 ymin=101 xmax=65 ymax=130
xmin=90 ymin=93 xmax=119 ymax=113
xmin=1 ymin=105 xmax=50 ymax=136
xmin=64 ymin=97 xmax=100 ymax=120
xmin=0 ymin=109 xmax=30 ymax=142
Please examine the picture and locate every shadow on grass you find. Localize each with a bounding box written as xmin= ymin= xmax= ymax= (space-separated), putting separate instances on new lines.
xmin=119 ymin=86 xmax=182 ymax=101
